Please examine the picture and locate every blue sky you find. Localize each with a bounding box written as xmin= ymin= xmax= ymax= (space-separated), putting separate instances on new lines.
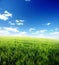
xmin=0 ymin=0 xmax=59 ymax=38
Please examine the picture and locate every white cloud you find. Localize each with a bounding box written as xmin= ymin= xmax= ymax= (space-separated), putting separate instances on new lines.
xmin=30 ymin=29 xmax=58 ymax=38
xmin=17 ymin=23 xmax=24 ymax=25
xmin=16 ymin=20 xmax=24 ymax=23
xmin=0 ymin=10 xmax=12 ymax=21
xmin=38 ymin=34 xmax=46 ymax=38
xmin=25 ymin=0 xmax=31 ymax=2
xmin=9 ymin=20 xmax=24 ymax=26
xmin=0 ymin=29 xmax=9 ymax=34
xmin=31 ymin=29 xmax=48 ymax=38
xmin=0 ymin=26 xmax=59 ymax=39
xmin=13 ymin=31 xmax=28 ymax=36
xmin=32 ymin=29 xmax=48 ymax=34
xmin=9 ymin=21 xmax=15 ymax=25
xmin=31 ymin=31 xmax=59 ymax=39
xmin=0 ymin=28 xmax=10 ymax=36
xmin=29 ymin=28 xmax=35 ymax=32
xmin=46 ymin=23 xmax=51 ymax=25
xmin=48 ymin=31 xmax=59 ymax=39
xmin=15 ymin=20 xmax=24 ymax=25
xmin=16 ymin=20 xmax=19 ymax=23
xmin=4 ymin=27 xmax=19 ymax=33
xmin=50 ymin=31 xmax=59 ymax=35
xmin=32 ymin=34 xmax=46 ymax=38
xmin=0 ymin=27 xmax=28 ymax=36
xmin=39 ymin=30 xmax=48 ymax=33
xmin=4 ymin=11 xmax=12 ymax=17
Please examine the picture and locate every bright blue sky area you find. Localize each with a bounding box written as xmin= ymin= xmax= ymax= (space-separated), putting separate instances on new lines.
xmin=0 ymin=0 xmax=59 ymax=38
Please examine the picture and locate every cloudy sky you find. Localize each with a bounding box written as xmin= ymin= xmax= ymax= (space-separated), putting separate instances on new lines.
xmin=0 ymin=0 xmax=59 ymax=38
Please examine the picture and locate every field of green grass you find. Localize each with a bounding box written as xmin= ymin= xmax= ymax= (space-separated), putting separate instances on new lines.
xmin=0 ymin=37 xmax=59 ymax=65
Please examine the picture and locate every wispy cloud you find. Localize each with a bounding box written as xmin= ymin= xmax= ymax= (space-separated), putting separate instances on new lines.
xmin=32 ymin=29 xmax=48 ymax=34
xmin=46 ymin=23 xmax=51 ymax=25
xmin=55 ymin=28 xmax=58 ymax=31
xmin=29 ymin=28 xmax=35 ymax=32
xmin=38 ymin=30 xmax=48 ymax=33
xmin=15 ymin=20 xmax=24 ymax=25
xmin=17 ymin=23 xmax=24 ymax=25
xmin=9 ymin=20 xmax=24 ymax=26
xmin=30 ymin=29 xmax=48 ymax=38
xmin=42 ymin=22 xmax=51 ymax=26
xmin=16 ymin=20 xmax=24 ymax=23
xmin=0 ymin=10 xmax=12 ymax=21
xmin=9 ymin=21 xmax=15 ymax=25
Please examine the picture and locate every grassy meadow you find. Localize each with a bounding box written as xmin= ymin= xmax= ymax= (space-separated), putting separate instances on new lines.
xmin=0 ymin=37 xmax=59 ymax=65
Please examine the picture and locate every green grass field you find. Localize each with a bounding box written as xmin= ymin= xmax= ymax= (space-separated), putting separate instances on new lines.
xmin=0 ymin=37 xmax=59 ymax=65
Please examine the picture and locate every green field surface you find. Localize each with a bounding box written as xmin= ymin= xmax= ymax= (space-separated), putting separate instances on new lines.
xmin=0 ymin=37 xmax=59 ymax=65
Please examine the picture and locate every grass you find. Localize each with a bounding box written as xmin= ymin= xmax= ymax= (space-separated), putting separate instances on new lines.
xmin=0 ymin=37 xmax=59 ymax=65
